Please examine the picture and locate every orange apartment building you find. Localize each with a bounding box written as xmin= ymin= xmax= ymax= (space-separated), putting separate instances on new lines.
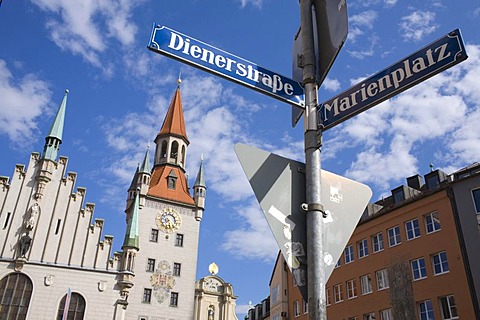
xmin=247 ymin=163 xmax=480 ymax=320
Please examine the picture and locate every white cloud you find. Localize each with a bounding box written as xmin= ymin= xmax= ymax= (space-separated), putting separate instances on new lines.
xmin=221 ymin=199 xmax=277 ymax=261
xmin=32 ymin=0 xmax=142 ymax=71
xmin=0 ymin=60 xmax=51 ymax=148
xmin=350 ymin=10 xmax=378 ymax=28
xmin=399 ymin=11 xmax=438 ymax=42
xmin=322 ymin=77 xmax=341 ymax=92
xmin=238 ymin=0 xmax=263 ymax=8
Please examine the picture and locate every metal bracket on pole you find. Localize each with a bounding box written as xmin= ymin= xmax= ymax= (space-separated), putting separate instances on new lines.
xmin=301 ymin=203 xmax=327 ymax=218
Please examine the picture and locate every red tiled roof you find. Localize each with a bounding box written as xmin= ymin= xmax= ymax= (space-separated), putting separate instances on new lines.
xmin=148 ymin=165 xmax=194 ymax=205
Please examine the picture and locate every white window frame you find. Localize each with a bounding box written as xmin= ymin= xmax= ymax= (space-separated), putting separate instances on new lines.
xmin=345 ymin=245 xmax=354 ymax=264
xmin=405 ymin=218 xmax=421 ymax=240
xmin=326 ymin=288 xmax=331 ymax=306
xmin=346 ymin=279 xmax=357 ymax=299
xmin=360 ymin=274 xmax=372 ymax=295
xmin=334 ymin=284 xmax=343 ymax=303
xmin=411 ymin=257 xmax=427 ymax=280
xmin=388 ymin=226 xmax=401 ymax=247
xmin=433 ymin=251 xmax=449 ymax=275
xmin=358 ymin=239 xmax=369 ymax=258
xmin=380 ymin=308 xmax=393 ymax=320
xmin=293 ymin=300 xmax=300 ymax=317
xmin=425 ymin=211 xmax=441 ymax=234
xmin=418 ymin=299 xmax=434 ymax=320
xmin=372 ymin=232 xmax=384 ymax=253
xmin=439 ymin=295 xmax=458 ymax=319
xmin=376 ymin=269 xmax=389 ymax=290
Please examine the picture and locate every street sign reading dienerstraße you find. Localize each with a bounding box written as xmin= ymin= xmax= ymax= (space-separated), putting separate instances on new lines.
xmin=318 ymin=29 xmax=468 ymax=131
xmin=148 ymin=24 xmax=305 ymax=108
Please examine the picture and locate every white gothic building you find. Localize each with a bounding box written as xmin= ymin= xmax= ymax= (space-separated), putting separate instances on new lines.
xmin=0 ymin=85 xmax=239 ymax=320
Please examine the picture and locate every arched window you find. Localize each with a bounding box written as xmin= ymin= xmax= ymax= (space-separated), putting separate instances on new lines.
xmin=161 ymin=141 xmax=168 ymax=159
xmin=0 ymin=273 xmax=33 ymax=320
xmin=170 ymin=141 xmax=179 ymax=164
xmin=56 ymin=291 xmax=86 ymax=320
xmin=181 ymin=145 xmax=186 ymax=166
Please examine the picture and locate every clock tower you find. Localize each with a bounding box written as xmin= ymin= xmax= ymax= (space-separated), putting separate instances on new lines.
xmin=121 ymin=80 xmax=206 ymax=320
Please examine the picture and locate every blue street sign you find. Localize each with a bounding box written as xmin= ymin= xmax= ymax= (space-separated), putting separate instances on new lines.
xmin=319 ymin=29 xmax=468 ymax=131
xmin=148 ymin=24 xmax=305 ymax=108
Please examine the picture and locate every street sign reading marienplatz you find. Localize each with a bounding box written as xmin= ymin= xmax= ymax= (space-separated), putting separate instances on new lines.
xmin=148 ymin=24 xmax=305 ymax=108
xmin=318 ymin=29 xmax=468 ymax=131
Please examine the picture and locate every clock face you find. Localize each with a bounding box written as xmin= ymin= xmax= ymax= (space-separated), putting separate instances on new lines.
xmin=156 ymin=208 xmax=182 ymax=233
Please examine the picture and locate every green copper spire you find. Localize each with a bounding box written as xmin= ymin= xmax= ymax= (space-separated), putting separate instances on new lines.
xmin=43 ymin=89 xmax=68 ymax=160
xmin=194 ymin=158 xmax=206 ymax=188
xmin=123 ymin=188 xmax=140 ymax=249
xmin=139 ymin=145 xmax=151 ymax=174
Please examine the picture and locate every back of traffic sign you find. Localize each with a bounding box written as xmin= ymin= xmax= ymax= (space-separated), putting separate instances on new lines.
xmin=234 ymin=143 xmax=372 ymax=301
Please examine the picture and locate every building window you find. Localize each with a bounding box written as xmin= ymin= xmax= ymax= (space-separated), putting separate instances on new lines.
xmin=406 ymin=218 xmax=421 ymax=240
xmin=175 ymin=233 xmax=184 ymax=247
xmin=173 ymin=263 xmax=181 ymax=276
xmin=335 ymin=258 xmax=341 ymax=268
xmin=393 ymin=188 xmax=405 ymax=204
xmin=146 ymin=258 xmax=155 ymax=272
xmin=57 ymin=291 xmax=86 ymax=320
xmin=425 ymin=212 xmax=441 ymax=233
xmin=346 ymin=279 xmax=357 ymax=299
xmin=439 ymin=295 xmax=458 ymax=319
xmin=150 ymin=229 xmax=159 ymax=242
xmin=426 ymin=174 xmax=440 ymax=189
xmin=303 ymin=299 xmax=308 ymax=314
xmin=388 ymin=226 xmax=401 ymax=247
xmin=433 ymin=251 xmax=449 ymax=275
xmin=419 ymin=299 xmax=434 ymax=320
xmin=360 ymin=274 xmax=372 ymax=295
xmin=376 ymin=269 xmax=389 ymax=290
xmin=411 ymin=258 xmax=427 ymax=280
xmin=333 ymin=284 xmax=343 ymax=303
xmin=358 ymin=239 xmax=369 ymax=258
xmin=345 ymin=245 xmax=354 ymax=264
xmin=326 ymin=288 xmax=331 ymax=306
xmin=363 ymin=312 xmax=375 ymax=320
xmin=293 ymin=300 xmax=300 ymax=317
xmin=380 ymin=308 xmax=393 ymax=320
xmin=372 ymin=232 xmax=384 ymax=253
xmin=143 ymin=289 xmax=152 ymax=303
xmin=170 ymin=292 xmax=179 ymax=307
xmin=0 ymin=273 xmax=33 ymax=320
xmin=472 ymin=188 xmax=480 ymax=214
xmin=271 ymin=285 xmax=279 ymax=303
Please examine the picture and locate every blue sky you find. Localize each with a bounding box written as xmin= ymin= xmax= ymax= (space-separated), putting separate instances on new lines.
xmin=1 ymin=0 xmax=479 ymax=317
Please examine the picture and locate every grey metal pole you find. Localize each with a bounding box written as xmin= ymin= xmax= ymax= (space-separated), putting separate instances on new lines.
xmin=299 ymin=1 xmax=326 ymax=320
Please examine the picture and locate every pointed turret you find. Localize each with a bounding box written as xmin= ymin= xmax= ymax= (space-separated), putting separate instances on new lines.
xmin=43 ymin=89 xmax=68 ymax=161
xmin=123 ymin=189 xmax=140 ymax=250
xmin=35 ymin=90 xmax=69 ymax=199
xmin=149 ymin=81 xmax=195 ymax=206
xmin=193 ymin=158 xmax=207 ymax=221
xmin=117 ymin=188 xmax=140 ymax=297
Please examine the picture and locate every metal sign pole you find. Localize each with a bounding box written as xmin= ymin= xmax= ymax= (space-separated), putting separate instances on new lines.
xmin=299 ymin=0 xmax=325 ymax=319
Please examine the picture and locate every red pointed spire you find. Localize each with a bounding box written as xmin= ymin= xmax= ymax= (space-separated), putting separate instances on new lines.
xmin=156 ymin=87 xmax=189 ymax=144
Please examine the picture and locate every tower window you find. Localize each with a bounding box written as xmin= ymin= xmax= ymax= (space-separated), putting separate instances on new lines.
xmin=170 ymin=141 xmax=179 ymax=163
xmin=170 ymin=292 xmax=179 ymax=307
xmin=181 ymin=145 xmax=186 ymax=166
xmin=167 ymin=169 xmax=178 ymax=190
xmin=161 ymin=141 xmax=167 ymax=159
xmin=173 ymin=263 xmax=181 ymax=276
xmin=175 ymin=234 xmax=184 ymax=247
xmin=150 ymin=229 xmax=159 ymax=242
xmin=143 ymin=288 xmax=152 ymax=303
